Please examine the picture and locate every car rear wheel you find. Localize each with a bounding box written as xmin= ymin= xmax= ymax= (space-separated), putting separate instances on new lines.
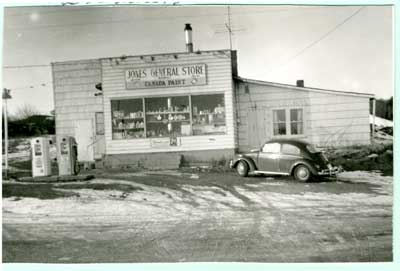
xmin=294 ymin=165 xmax=311 ymax=182
xmin=236 ymin=160 xmax=249 ymax=177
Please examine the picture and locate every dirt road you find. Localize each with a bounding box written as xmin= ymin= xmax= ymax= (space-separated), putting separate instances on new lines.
xmin=2 ymin=170 xmax=392 ymax=263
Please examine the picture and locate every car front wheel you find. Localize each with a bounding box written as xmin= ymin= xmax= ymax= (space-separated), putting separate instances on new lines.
xmin=294 ymin=165 xmax=311 ymax=182
xmin=236 ymin=160 xmax=249 ymax=177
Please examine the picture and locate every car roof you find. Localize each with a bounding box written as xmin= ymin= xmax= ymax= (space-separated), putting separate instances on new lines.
xmin=265 ymin=138 xmax=311 ymax=147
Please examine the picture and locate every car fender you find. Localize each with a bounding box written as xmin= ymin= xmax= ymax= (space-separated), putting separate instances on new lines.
xmin=290 ymin=160 xmax=318 ymax=176
xmin=232 ymin=157 xmax=257 ymax=172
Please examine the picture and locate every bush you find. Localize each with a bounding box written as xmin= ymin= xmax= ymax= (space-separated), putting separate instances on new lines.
xmin=3 ymin=115 xmax=55 ymax=138
xmin=327 ymin=143 xmax=393 ymax=176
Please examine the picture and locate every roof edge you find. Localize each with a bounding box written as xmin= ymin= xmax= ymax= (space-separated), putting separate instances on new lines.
xmin=234 ymin=76 xmax=374 ymax=98
xmin=51 ymin=49 xmax=234 ymax=65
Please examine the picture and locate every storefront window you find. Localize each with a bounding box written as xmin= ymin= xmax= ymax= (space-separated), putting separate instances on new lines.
xmin=111 ymin=94 xmax=227 ymax=140
xmin=111 ymin=99 xmax=145 ymax=140
xmin=191 ymin=94 xmax=226 ymax=135
xmin=145 ymin=96 xmax=190 ymax=138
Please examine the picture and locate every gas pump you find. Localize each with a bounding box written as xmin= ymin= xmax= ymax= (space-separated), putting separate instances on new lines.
xmin=31 ymin=137 xmax=52 ymax=177
xmin=57 ymin=136 xmax=79 ymax=176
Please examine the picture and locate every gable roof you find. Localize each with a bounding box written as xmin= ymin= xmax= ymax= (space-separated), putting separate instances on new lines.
xmin=234 ymin=76 xmax=374 ymax=98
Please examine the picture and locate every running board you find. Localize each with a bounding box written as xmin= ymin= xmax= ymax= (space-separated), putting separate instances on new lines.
xmin=253 ymin=170 xmax=290 ymax=176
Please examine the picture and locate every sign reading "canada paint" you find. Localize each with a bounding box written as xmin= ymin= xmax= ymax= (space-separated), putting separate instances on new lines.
xmin=125 ymin=64 xmax=207 ymax=89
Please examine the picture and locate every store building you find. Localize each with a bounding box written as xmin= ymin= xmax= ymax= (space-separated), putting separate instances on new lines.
xmin=52 ymin=24 xmax=373 ymax=168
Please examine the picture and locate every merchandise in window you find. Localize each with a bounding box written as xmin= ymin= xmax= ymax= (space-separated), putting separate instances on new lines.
xmin=145 ymin=96 xmax=190 ymax=138
xmin=191 ymin=94 xmax=226 ymax=135
xmin=111 ymin=99 xmax=144 ymax=140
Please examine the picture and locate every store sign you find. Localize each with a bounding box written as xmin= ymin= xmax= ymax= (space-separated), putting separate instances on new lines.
xmin=125 ymin=64 xmax=207 ymax=89
xmin=150 ymin=137 xmax=181 ymax=148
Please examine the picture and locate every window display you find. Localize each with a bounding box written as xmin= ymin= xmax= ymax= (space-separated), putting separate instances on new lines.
xmin=111 ymin=94 xmax=226 ymax=140
xmin=191 ymin=94 xmax=226 ymax=135
xmin=111 ymin=99 xmax=144 ymax=140
xmin=145 ymin=96 xmax=190 ymax=138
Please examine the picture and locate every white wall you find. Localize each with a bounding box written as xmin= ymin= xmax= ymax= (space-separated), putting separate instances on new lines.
xmin=236 ymin=81 xmax=371 ymax=150
xmin=101 ymin=50 xmax=236 ymax=155
xmin=52 ymin=59 xmax=103 ymax=149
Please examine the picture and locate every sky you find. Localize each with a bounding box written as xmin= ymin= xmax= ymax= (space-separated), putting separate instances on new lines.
xmin=1 ymin=3 xmax=394 ymax=115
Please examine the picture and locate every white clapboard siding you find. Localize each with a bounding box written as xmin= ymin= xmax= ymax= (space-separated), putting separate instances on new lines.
xmin=235 ymin=80 xmax=372 ymax=150
xmin=52 ymin=59 xmax=103 ymax=138
xmin=101 ymin=50 xmax=236 ymax=155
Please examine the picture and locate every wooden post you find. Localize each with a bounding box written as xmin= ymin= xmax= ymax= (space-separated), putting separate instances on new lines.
xmin=372 ymin=98 xmax=376 ymax=144
xmin=2 ymin=89 xmax=11 ymax=179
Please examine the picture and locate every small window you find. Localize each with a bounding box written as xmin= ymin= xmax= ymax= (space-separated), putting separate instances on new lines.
xmin=262 ymin=143 xmax=280 ymax=153
xmin=273 ymin=109 xmax=286 ymax=135
xmin=290 ymin=109 xmax=303 ymax=135
xmin=272 ymin=108 xmax=304 ymax=136
xmin=95 ymin=112 xmax=104 ymax=135
xmin=282 ymin=144 xmax=300 ymax=155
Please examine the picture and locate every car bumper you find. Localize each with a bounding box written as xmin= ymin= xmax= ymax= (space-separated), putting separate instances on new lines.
xmin=318 ymin=166 xmax=344 ymax=176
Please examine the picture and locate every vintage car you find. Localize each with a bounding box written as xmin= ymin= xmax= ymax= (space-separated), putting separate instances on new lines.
xmin=230 ymin=139 xmax=342 ymax=182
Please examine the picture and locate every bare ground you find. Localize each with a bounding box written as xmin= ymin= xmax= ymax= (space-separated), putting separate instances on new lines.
xmin=2 ymin=170 xmax=392 ymax=263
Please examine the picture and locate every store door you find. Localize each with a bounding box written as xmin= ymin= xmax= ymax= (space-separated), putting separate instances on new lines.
xmin=247 ymin=109 xmax=267 ymax=149
xmin=75 ymin=119 xmax=94 ymax=162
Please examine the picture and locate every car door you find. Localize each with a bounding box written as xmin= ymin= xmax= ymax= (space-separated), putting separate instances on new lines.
xmin=257 ymin=142 xmax=281 ymax=172
xmin=279 ymin=143 xmax=302 ymax=173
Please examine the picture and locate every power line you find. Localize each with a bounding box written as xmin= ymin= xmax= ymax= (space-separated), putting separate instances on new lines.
xmin=5 ymin=6 xmax=326 ymax=31
xmin=268 ymin=6 xmax=365 ymax=75
xmin=3 ymin=64 xmax=51 ymax=69
xmin=5 ymin=7 xmax=99 ymax=17
xmin=5 ymin=81 xmax=53 ymax=91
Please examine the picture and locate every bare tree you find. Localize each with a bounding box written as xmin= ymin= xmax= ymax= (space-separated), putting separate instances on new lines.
xmin=11 ymin=103 xmax=41 ymax=120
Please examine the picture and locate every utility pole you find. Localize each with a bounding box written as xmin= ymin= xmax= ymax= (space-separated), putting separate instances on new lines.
xmin=3 ymin=88 xmax=11 ymax=179
xmin=214 ymin=6 xmax=245 ymax=50
xmin=226 ymin=6 xmax=233 ymax=50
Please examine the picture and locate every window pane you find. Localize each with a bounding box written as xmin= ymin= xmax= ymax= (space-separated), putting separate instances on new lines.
xmin=273 ymin=109 xmax=286 ymax=135
xmin=145 ymin=96 xmax=190 ymax=138
xmin=290 ymin=109 xmax=303 ymax=135
xmin=111 ymin=99 xmax=144 ymax=140
xmin=290 ymin=109 xmax=302 ymax=121
xmin=291 ymin=122 xmax=303 ymax=135
xmin=273 ymin=109 xmax=286 ymax=122
xmin=95 ymin=112 xmax=104 ymax=135
xmin=262 ymin=143 xmax=280 ymax=153
xmin=192 ymin=94 xmax=226 ymax=135
xmin=282 ymin=144 xmax=300 ymax=155
xmin=273 ymin=123 xmax=286 ymax=135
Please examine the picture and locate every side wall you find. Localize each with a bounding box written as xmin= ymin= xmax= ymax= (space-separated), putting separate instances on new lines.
xmin=52 ymin=59 xmax=103 ymax=143
xmin=101 ymin=50 xmax=236 ymax=155
xmin=236 ymin=81 xmax=371 ymax=151
xmin=307 ymin=91 xmax=371 ymax=147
